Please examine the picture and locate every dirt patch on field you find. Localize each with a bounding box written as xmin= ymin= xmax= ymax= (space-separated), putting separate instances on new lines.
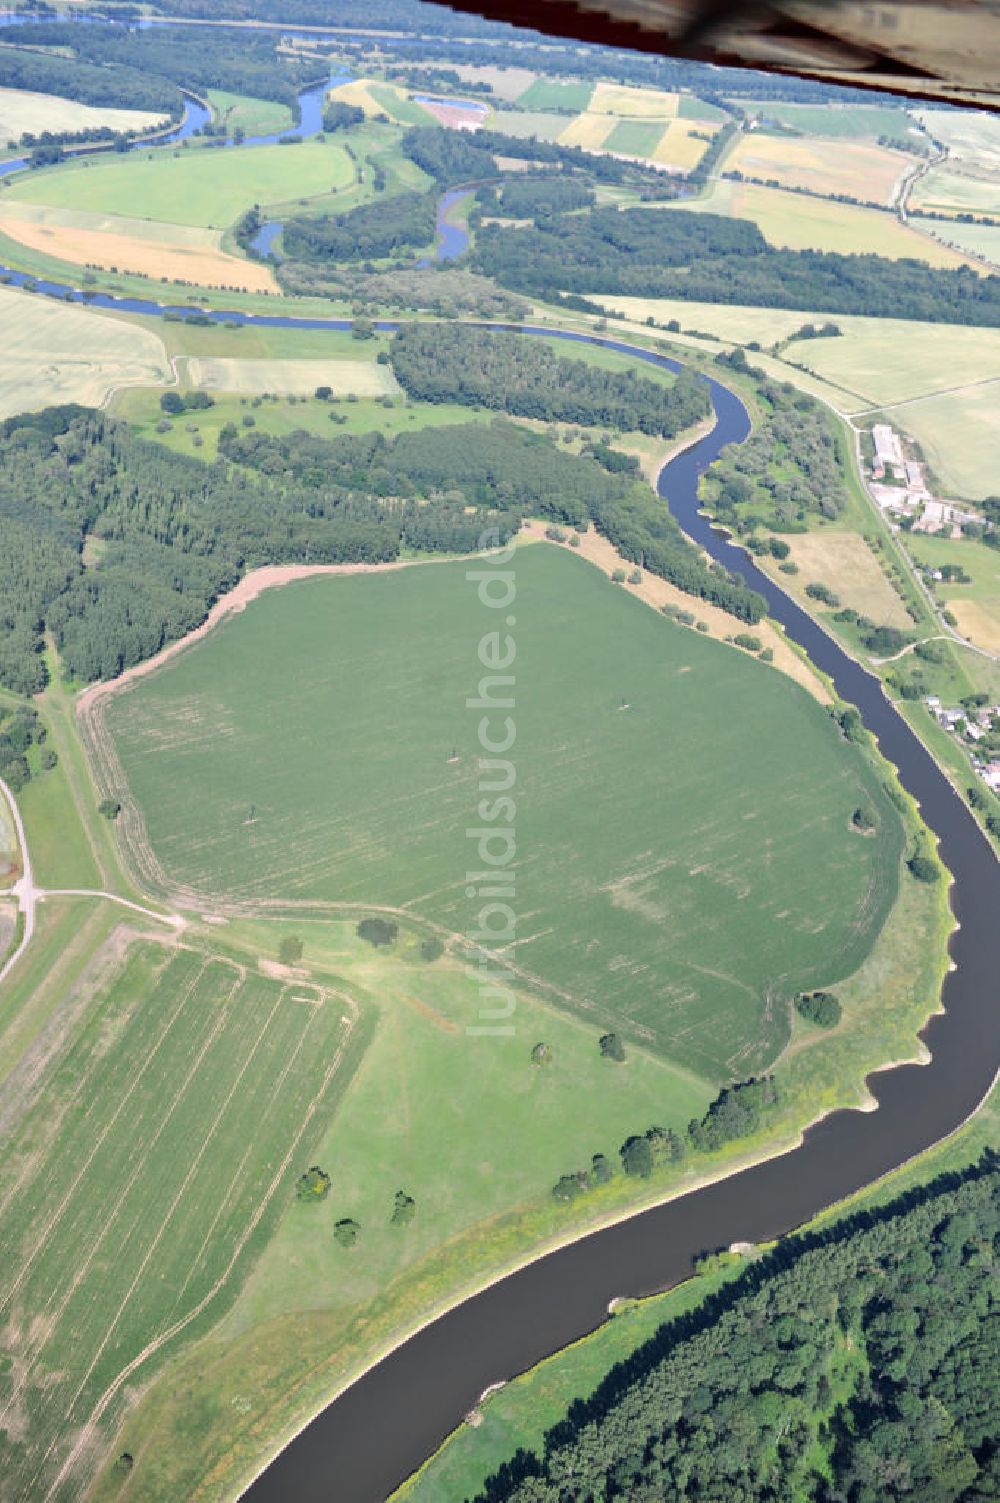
xmin=0 ymin=217 xmax=277 ymax=294
xmin=520 ymin=519 xmax=831 ymax=704
xmin=948 ymin=598 xmax=1000 ymax=654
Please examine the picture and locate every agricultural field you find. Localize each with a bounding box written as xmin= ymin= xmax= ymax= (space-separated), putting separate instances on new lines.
xmin=184 ymin=355 xmax=399 ymax=396
xmin=557 ymin=112 xmax=615 ymax=151
xmin=451 ymin=63 xmax=538 ymax=102
xmin=0 ymin=200 xmax=278 ymax=292
xmin=590 ymin=81 xmax=679 ymax=118
xmin=0 ymin=933 xmax=358 ymax=1502
xmin=366 ymin=83 xmax=437 ymax=127
xmin=603 ymin=118 xmax=665 ymax=158
xmin=919 ymin=219 xmax=1000 ymax=266
xmin=904 ymin=532 xmax=1000 ymax=653
xmin=728 ymin=134 xmax=916 ymax=205
xmin=515 ymin=77 xmax=593 ymax=112
xmin=205 ymin=89 xmax=294 ymax=139
xmin=0 ymin=86 xmax=167 ymax=144
xmin=890 ymin=382 xmax=1000 ymax=500
xmin=5 ymin=139 xmax=354 ymax=228
xmin=678 ymin=93 xmax=729 ymax=122
xmin=913 ymin=106 xmax=1000 ymax=173
xmin=97 ymin=546 xmax=902 ymax=1081
xmin=0 ymin=285 xmax=169 ymax=419
xmin=673 ymin=180 xmax=979 ymax=265
xmin=740 ymin=102 xmax=915 ymax=138
xmin=490 ymin=110 xmax=566 ymax=142
xmin=651 ymin=119 xmax=719 ymax=169
xmin=779 ymin=316 xmax=1000 ymax=406
xmin=909 ymin=164 xmax=1000 ymax=217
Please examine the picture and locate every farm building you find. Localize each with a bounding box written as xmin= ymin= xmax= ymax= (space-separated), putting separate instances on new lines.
xmin=873 ymin=424 xmax=903 ymax=469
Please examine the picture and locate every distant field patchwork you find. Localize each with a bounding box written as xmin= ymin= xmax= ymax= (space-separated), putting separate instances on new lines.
xmin=0 ymin=286 xmax=168 ymax=418
xmin=0 ymin=936 xmax=355 ymax=1501
xmin=99 ymin=546 xmax=902 ymax=1079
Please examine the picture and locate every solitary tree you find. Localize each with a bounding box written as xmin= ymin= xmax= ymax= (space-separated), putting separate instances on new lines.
xmin=390 ymin=1190 xmax=416 ymax=1227
xmin=279 ymin=936 xmax=303 ymax=965
xmin=334 ymin=1218 xmax=361 ymax=1248
xmin=357 ymin=917 xmax=398 ymax=948
xmin=600 ymin=1032 xmax=626 ymax=1063
xmin=296 ymin=1166 xmax=331 ymax=1202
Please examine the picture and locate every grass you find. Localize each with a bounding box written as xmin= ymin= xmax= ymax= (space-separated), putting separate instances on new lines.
xmin=0 ymin=935 xmax=362 ymax=1501
xmin=886 ymin=382 xmax=1000 ymax=500
xmin=98 ymin=546 xmax=902 ymax=1081
xmin=365 ymin=83 xmax=436 ymax=127
xmin=489 ymin=109 xmax=568 ymax=142
xmin=5 ymin=139 xmax=354 ymax=229
xmin=602 ymin=118 xmax=667 ymax=158
xmin=672 ymin=180 xmax=979 ymax=266
xmin=0 ymin=282 xmax=169 ymax=421
xmin=115 ymin=389 xmax=491 ymax=461
xmin=739 ymin=102 xmax=913 ymax=138
xmin=205 ymin=89 xmax=295 ymax=139
xmin=678 ymin=93 xmax=728 ymax=122
xmin=557 ymin=112 xmax=615 ymax=151
xmin=515 ymin=78 xmax=593 ymax=113
xmin=729 ymin=135 xmax=914 ymax=206
xmin=919 ymin=220 xmax=1000 ymax=266
xmin=761 ymin=526 xmax=913 ymax=630
xmin=590 ymin=82 xmax=678 ymax=118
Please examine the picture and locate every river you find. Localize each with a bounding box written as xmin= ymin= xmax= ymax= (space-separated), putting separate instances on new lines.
xmin=0 ymin=33 xmax=995 ymax=1497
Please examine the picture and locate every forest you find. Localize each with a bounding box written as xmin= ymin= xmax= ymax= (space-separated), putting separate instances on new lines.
xmin=474 ymin=1153 xmax=1000 ymax=1503
xmin=472 ymin=206 xmax=1000 ymax=326
xmin=399 ymin=126 xmax=674 ymax=193
xmin=0 ymin=20 xmax=314 ymax=111
xmin=390 ymin=325 xmax=711 ymax=438
xmin=281 ymin=191 xmax=437 ymax=264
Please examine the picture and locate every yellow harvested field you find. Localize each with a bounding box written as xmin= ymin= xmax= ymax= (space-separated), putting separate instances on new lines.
xmin=590 ymin=81 xmax=678 ymax=117
xmin=729 ymin=135 xmax=914 ymax=206
xmin=0 ymin=85 xmax=166 ymax=142
xmin=0 ymin=285 xmax=169 ymax=418
xmin=326 ymin=79 xmax=383 ymax=116
xmin=652 ymin=119 xmax=719 ymax=169
xmin=948 ymin=600 xmax=1000 ymax=655
xmin=186 ymin=357 xmax=400 ymax=396
xmin=777 ymin=531 xmax=913 ymax=629
xmin=0 ymin=215 xmax=278 ymax=293
xmin=558 ymin=112 xmax=615 ymax=150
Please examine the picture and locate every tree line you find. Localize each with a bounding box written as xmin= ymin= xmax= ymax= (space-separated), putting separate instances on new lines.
xmin=475 ymin=1151 xmax=1000 ymax=1503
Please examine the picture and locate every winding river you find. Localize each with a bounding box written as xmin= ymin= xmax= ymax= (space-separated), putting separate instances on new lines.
xmin=0 ymin=30 xmax=996 ymax=1496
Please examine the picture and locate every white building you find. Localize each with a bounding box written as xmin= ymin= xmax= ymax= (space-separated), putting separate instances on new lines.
xmin=872 ymin=424 xmax=903 ymax=469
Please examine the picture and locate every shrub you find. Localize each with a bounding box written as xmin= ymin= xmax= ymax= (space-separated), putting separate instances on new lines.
xmin=420 ymin=934 xmax=444 ymax=961
xmin=357 ymin=917 xmax=398 ymax=948
xmin=778 ymin=561 xmax=798 ymax=575
xmin=768 ymin=537 xmax=790 ymax=559
xmin=805 ymin=581 xmax=840 ymax=606
xmin=908 ymin=854 xmax=941 ymax=883
xmin=160 ymin=391 xmax=184 ymax=414
xmin=279 ymin=935 xmax=303 ymax=965
xmin=591 ymin=1152 xmax=613 ymax=1184
xmin=552 ymin=1172 xmax=589 ymax=1201
xmin=390 ymin=1189 xmax=416 ymax=1226
xmin=599 ymin=1031 xmax=626 ymax=1062
xmin=334 ymin=1218 xmax=360 ymax=1247
xmin=611 ymin=567 xmax=627 ymax=584
xmin=733 ymin=633 xmax=762 ymax=653
xmin=628 ymin=569 xmax=642 ymax=585
xmin=852 ymin=806 xmax=877 ymax=831
xmin=296 ymin=1166 xmax=331 ymax=1202
xmin=531 ymin=1042 xmax=552 ymax=1066
xmin=620 ymin=1134 xmax=653 ymax=1178
xmin=696 ymin=620 xmax=710 ymax=633
xmin=98 ymin=798 xmax=120 ymax=821
xmin=796 ymin=990 xmax=841 ymax=1027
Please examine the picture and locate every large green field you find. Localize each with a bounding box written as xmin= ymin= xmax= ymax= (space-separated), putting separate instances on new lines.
xmin=6 ymin=139 xmax=354 ymax=228
xmin=98 ymin=546 xmax=902 ymax=1081
xmin=739 ymin=101 xmax=913 ymax=138
xmin=0 ymin=934 xmax=358 ymax=1502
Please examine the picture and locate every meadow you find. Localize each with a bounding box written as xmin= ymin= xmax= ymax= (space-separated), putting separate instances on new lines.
xmin=920 ymin=219 xmax=1000 ymax=266
xmin=910 ymin=164 xmax=1000 ymax=217
xmin=98 ymin=546 xmax=902 ymax=1082
xmin=885 ymin=382 xmax=1000 ymax=499
xmin=0 ymin=86 xmax=166 ymax=143
xmin=6 ymin=139 xmax=354 ymax=228
xmin=0 ymin=935 xmax=358 ymax=1502
xmin=205 ymin=89 xmax=294 ymax=138
xmin=603 ymin=118 xmax=665 ymax=158
xmin=515 ymin=77 xmax=593 ymax=112
xmin=0 ymin=285 xmax=168 ymax=419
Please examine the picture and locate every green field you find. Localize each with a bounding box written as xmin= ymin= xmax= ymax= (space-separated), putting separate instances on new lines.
xmin=516 ymin=78 xmax=594 ymax=112
xmin=921 ymin=219 xmax=1000 ymax=265
xmin=6 ymin=140 xmax=354 ymax=228
xmin=488 ymin=109 xmax=567 ymax=141
xmin=603 ymin=118 xmax=666 ymax=157
xmin=99 ymin=546 xmax=902 ymax=1080
xmin=890 ymin=381 xmax=1000 ymax=500
xmin=911 ymin=164 xmax=1000 ymax=218
xmin=738 ymin=101 xmax=913 ymax=138
xmin=0 ymin=935 xmax=358 ymax=1501
xmin=366 ymin=83 xmax=436 ymax=127
xmin=678 ymin=93 xmax=728 ymax=122
xmin=205 ymin=89 xmax=295 ymax=138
